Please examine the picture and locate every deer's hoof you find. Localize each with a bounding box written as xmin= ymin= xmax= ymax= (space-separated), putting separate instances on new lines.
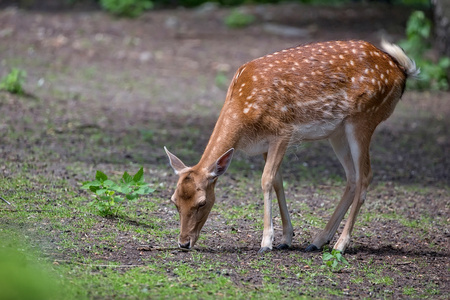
xmin=275 ymin=243 xmax=290 ymax=250
xmin=258 ymin=247 xmax=271 ymax=254
xmin=305 ymin=244 xmax=319 ymax=252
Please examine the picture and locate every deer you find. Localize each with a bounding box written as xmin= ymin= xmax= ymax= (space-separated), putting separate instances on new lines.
xmin=165 ymin=39 xmax=419 ymax=254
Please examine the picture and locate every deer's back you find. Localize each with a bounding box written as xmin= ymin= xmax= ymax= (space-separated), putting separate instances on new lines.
xmin=227 ymin=40 xmax=407 ymax=128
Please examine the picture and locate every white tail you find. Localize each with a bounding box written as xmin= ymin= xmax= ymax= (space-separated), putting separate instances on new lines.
xmin=380 ymin=40 xmax=420 ymax=78
xmin=166 ymin=40 xmax=418 ymax=253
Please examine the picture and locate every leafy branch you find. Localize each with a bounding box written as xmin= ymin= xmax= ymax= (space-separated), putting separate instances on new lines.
xmin=399 ymin=10 xmax=450 ymax=90
xmin=82 ymin=167 xmax=154 ymax=217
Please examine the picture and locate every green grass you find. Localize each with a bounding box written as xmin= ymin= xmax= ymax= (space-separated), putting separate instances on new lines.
xmin=0 ymin=122 xmax=447 ymax=299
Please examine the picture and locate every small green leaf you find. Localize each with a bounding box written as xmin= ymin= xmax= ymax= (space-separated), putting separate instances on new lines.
xmin=108 ymin=184 xmax=123 ymax=193
xmin=102 ymin=179 xmax=115 ymax=187
xmin=120 ymin=185 xmax=131 ymax=194
xmin=135 ymin=186 xmax=154 ymax=195
xmin=95 ymin=170 xmax=108 ymax=182
xmin=126 ymin=194 xmax=138 ymax=201
xmin=133 ymin=167 xmax=144 ymax=182
xmin=113 ymin=196 xmax=124 ymax=203
xmin=82 ymin=180 xmax=102 ymax=189
xmin=332 ymin=260 xmax=338 ymax=268
xmin=323 ymin=252 xmax=333 ymax=261
xmin=89 ymin=186 xmax=100 ymax=193
xmin=95 ymin=188 xmax=107 ymax=195
xmin=122 ymin=171 xmax=133 ymax=184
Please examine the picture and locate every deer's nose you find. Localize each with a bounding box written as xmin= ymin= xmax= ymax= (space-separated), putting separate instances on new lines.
xmin=178 ymin=240 xmax=191 ymax=249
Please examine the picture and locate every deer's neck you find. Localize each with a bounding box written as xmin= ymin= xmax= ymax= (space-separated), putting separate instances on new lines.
xmin=197 ymin=106 xmax=242 ymax=168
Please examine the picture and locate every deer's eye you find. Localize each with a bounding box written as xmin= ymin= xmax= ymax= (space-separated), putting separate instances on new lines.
xmin=197 ymin=196 xmax=207 ymax=209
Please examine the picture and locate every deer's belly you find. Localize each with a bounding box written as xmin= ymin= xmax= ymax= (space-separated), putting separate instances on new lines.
xmin=291 ymin=118 xmax=343 ymax=142
xmin=236 ymin=118 xmax=344 ymax=156
xmin=238 ymin=138 xmax=270 ymax=156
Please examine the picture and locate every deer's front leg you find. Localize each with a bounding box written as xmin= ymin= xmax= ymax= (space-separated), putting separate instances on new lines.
xmin=258 ymin=140 xmax=289 ymax=254
xmin=259 ymin=178 xmax=274 ymax=253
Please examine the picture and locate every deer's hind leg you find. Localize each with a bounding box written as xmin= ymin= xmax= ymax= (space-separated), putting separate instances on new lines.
xmin=306 ymin=126 xmax=356 ymax=251
xmin=333 ymin=122 xmax=375 ymax=252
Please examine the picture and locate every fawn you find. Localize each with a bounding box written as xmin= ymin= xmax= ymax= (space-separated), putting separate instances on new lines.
xmin=165 ymin=40 xmax=419 ymax=253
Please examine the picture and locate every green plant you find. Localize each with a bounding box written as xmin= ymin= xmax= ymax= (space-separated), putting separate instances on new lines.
xmin=82 ymin=167 xmax=155 ymax=216
xmin=0 ymin=68 xmax=27 ymax=94
xmin=399 ymin=11 xmax=450 ymax=90
xmin=321 ymin=248 xmax=349 ymax=272
xmin=0 ymin=236 xmax=62 ymax=300
xmin=100 ymin=0 xmax=153 ymax=18
xmin=224 ymin=10 xmax=256 ymax=29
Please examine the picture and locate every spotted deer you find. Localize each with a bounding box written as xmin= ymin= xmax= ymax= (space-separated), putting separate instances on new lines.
xmin=165 ymin=40 xmax=419 ymax=253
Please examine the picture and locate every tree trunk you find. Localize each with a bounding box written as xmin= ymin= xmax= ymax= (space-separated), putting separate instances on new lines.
xmin=431 ymin=0 xmax=450 ymax=57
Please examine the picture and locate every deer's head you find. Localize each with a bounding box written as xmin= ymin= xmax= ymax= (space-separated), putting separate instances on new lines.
xmin=164 ymin=147 xmax=234 ymax=249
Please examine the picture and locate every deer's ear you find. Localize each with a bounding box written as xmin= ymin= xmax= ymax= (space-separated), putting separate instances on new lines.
xmin=207 ymin=148 xmax=234 ymax=180
xmin=164 ymin=147 xmax=188 ymax=175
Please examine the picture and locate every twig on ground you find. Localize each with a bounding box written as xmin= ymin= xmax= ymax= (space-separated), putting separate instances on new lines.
xmin=1 ymin=196 xmax=11 ymax=205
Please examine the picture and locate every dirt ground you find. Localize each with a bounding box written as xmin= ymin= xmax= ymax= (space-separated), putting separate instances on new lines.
xmin=1 ymin=2 xmax=449 ymax=298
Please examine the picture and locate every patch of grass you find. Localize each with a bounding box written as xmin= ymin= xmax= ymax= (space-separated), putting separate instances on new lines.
xmin=100 ymin=0 xmax=153 ymax=18
xmin=0 ymin=233 xmax=67 ymax=300
xmin=403 ymin=286 xmax=416 ymax=296
xmin=224 ymin=10 xmax=256 ymax=29
xmin=0 ymin=68 xmax=27 ymax=94
xmin=218 ymin=202 xmax=260 ymax=227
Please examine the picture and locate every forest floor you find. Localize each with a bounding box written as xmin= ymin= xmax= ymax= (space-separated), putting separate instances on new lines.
xmin=0 ymin=3 xmax=449 ymax=299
